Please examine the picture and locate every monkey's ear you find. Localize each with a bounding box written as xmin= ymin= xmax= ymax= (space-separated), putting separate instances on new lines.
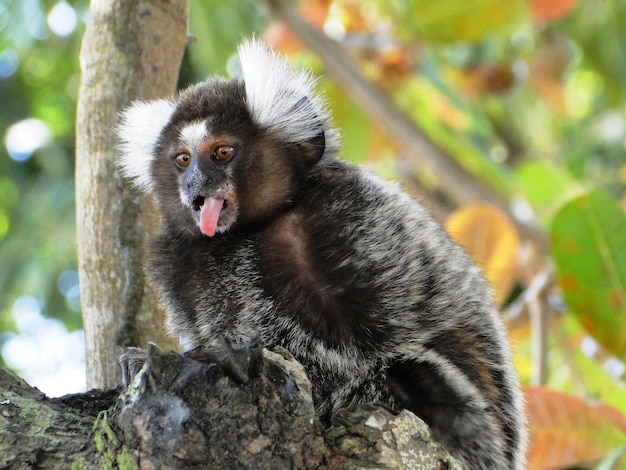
xmin=116 ymin=99 xmax=176 ymax=192
xmin=297 ymin=130 xmax=326 ymax=168
xmin=238 ymin=39 xmax=328 ymax=147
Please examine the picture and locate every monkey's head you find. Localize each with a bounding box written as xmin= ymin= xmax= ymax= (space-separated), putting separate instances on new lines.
xmin=117 ymin=40 xmax=337 ymax=236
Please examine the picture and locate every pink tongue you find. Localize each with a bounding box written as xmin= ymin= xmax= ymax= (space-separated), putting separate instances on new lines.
xmin=199 ymin=197 xmax=224 ymax=237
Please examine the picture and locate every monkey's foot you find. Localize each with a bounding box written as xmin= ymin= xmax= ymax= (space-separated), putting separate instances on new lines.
xmin=185 ymin=336 xmax=263 ymax=384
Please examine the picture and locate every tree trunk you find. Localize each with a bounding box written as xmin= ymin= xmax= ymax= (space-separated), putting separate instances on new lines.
xmin=75 ymin=0 xmax=189 ymax=389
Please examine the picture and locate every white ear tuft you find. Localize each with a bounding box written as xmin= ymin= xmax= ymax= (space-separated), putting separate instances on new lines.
xmin=117 ymin=99 xmax=175 ymax=192
xmin=238 ymin=39 xmax=328 ymax=144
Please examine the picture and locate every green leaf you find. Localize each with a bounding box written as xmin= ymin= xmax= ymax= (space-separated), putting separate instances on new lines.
xmin=516 ymin=160 xmax=580 ymax=222
xmin=186 ymin=0 xmax=268 ymax=79
xmin=395 ymin=73 xmax=516 ymax=198
xmin=323 ymin=82 xmax=376 ymax=164
xmin=550 ymin=190 xmax=626 ymax=359
xmin=374 ymin=0 xmax=527 ymax=43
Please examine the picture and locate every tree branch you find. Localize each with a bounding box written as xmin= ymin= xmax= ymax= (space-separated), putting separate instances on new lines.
xmin=1 ymin=348 xmax=463 ymax=468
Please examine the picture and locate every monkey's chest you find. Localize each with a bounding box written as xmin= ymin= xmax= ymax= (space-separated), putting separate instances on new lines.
xmin=256 ymin=212 xmax=387 ymax=349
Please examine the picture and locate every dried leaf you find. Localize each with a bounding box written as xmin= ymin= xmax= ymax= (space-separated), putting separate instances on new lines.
xmin=525 ymin=386 xmax=626 ymax=470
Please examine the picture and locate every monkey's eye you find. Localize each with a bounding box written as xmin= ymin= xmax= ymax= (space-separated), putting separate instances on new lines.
xmin=213 ymin=145 xmax=234 ymax=161
xmin=174 ymin=153 xmax=191 ymax=168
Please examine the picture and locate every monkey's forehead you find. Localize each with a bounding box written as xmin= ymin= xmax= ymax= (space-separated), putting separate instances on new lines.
xmin=167 ymin=79 xmax=249 ymax=125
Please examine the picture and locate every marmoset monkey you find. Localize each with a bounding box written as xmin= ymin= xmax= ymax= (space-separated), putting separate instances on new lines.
xmin=117 ymin=39 xmax=527 ymax=469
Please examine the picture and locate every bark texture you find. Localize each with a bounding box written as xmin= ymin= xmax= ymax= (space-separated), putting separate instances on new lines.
xmin=0 ymin=349 xmax=463 ymax=469
xmin=75 ymin=0 xmax=189 ymax=389
xmin=0 ymin=367 xmax=117 ymax=468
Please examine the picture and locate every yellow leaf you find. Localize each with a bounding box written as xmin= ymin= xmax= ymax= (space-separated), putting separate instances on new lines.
xmin=446 ymin=204 xmax=520 ymax=305
xmin=509 ymin=323 xmax=532 ymax=382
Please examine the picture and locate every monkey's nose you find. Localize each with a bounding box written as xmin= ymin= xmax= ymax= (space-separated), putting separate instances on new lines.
xmin=186 ymin=176 xmax=214 ymax=189
xmin=185 ymin=167 xmax=224 ymax=190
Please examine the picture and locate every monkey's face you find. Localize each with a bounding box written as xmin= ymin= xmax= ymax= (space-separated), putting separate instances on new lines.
xmin=153 ymin=82 xmax=250 ymax=236
xmin=150 ymin=80 xmax=268 ymax=236
xmin=118 ymin=40 xmax=332 ymax=237
xmin=148 ymin=79 xmax=325 ymax=237
xmin=162 ymin=122 xmax=239 ymax=237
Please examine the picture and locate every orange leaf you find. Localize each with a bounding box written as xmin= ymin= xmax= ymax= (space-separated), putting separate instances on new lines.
xmin=263 ymin=22 xmax=303 ymax=55
xmin=264 ymin=0 xmax=330 ymax=55
xmin=374 ymin=45 xmax=415 ymax=84
xmin=531 ymin=0 xmax=579 ymax=22
xmin=525 ymin=386 xmax=626 ymax=470
xmin=446 ymin=204 xmax=520 ymax=306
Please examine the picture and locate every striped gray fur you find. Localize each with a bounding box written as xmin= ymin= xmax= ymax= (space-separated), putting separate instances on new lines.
xmin=117 ymin=39 xmax=527 ymax=469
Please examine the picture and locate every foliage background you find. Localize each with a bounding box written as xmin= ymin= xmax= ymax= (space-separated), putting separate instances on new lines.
xmin=0 ymin=0 xmax=625 ymax=468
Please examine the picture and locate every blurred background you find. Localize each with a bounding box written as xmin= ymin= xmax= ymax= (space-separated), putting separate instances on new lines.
xmin=0 ymin=0 xmax=625 ymax=468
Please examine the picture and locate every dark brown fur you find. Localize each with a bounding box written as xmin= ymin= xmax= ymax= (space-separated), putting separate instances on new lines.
xmin=117 ymin=41 xmax=527 ymax=469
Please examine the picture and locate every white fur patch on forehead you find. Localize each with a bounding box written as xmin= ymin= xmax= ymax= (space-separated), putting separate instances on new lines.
xmin=179 ymin=121 xmax=208 ymax=152
xmin=238 ymin=39 xmax=328 ymax=144
xmin=117 ymin=99 xmax=175 ymax=192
